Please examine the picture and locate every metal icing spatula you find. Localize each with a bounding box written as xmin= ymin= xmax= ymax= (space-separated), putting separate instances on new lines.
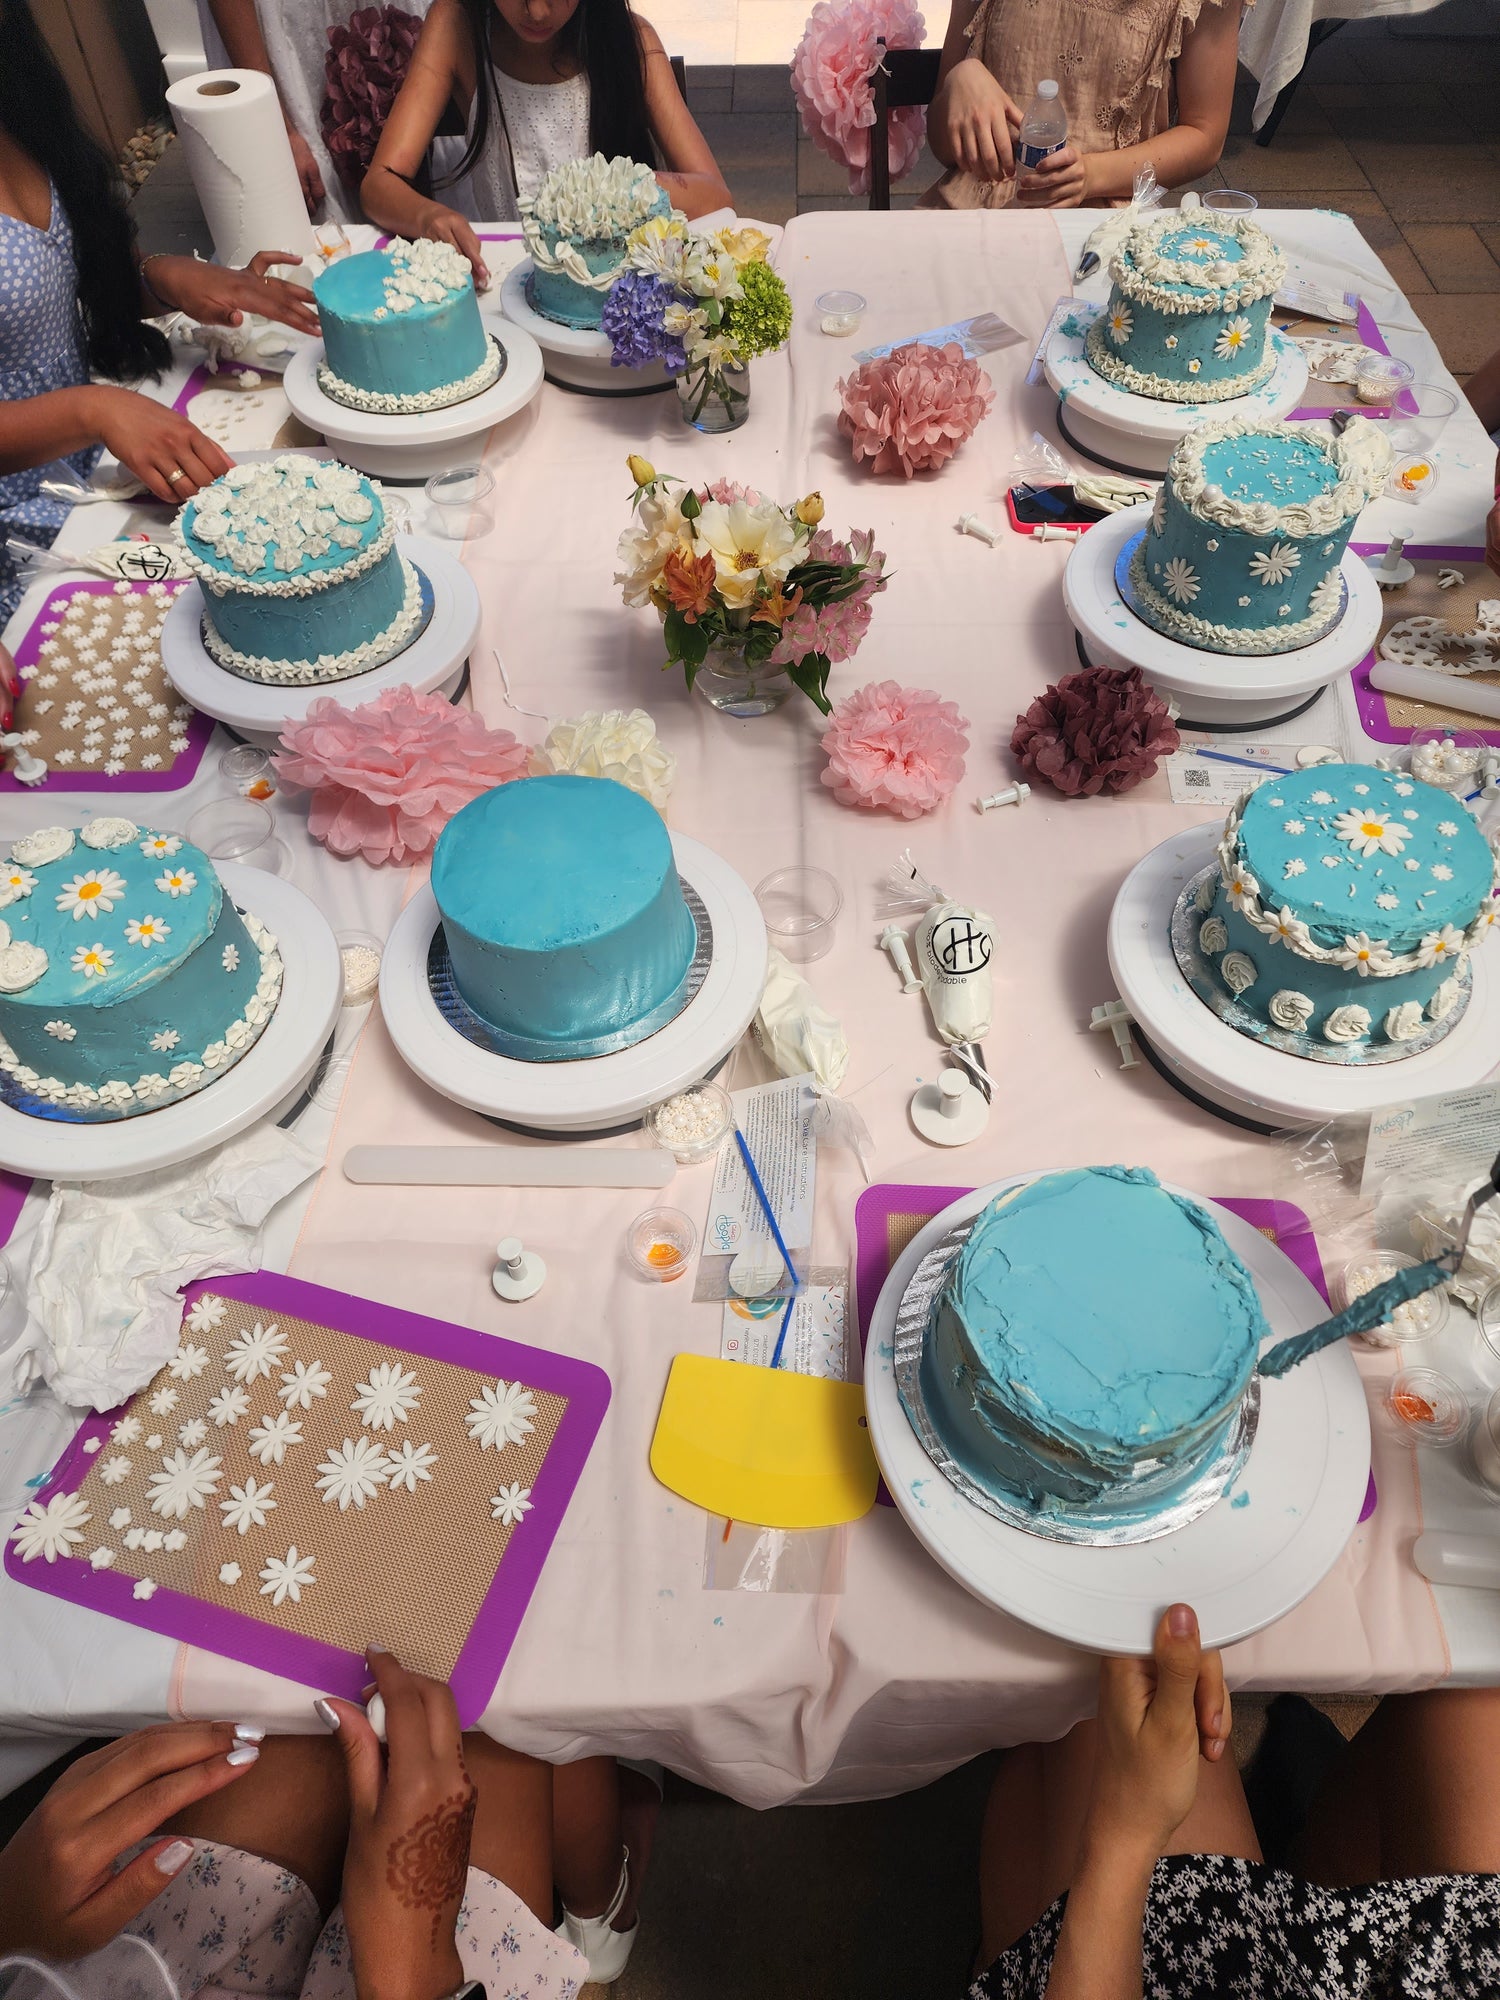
xmin=1258 ymin=1151 xmax=1500 ymax=1380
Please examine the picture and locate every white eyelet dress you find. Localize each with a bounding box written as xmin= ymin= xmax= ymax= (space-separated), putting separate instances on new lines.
xmin=445 ymin=69 xmax=591 ymax=223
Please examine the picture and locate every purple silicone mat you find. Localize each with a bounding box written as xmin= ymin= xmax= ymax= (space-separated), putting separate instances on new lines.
xmin=1283 ymin=297 xmax=1417 ymax=423
xmin=6 ymin=1270 xmax=611 ymax=1726
xmin=853 ymin=1183 xmax=1376 ymax=1521
xmin=8 ymin=578 xmax=214 ymax=793
xmin=1348 ymin=542 xmax=1499 ymax=747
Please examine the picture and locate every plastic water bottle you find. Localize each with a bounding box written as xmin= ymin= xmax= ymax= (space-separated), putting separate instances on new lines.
xmin=1016 ymin=79 xmax=1067 ymax=176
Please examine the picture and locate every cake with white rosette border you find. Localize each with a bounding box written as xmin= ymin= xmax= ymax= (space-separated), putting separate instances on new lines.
xmin=176 ymin=456 xmax=422 ymax=687
xmin=0 ymin=818 xmax=281 ymax=1121
xmin=1197 ymin=764 xmax=1499 ymax=1057
xmin=1129 ymin=417 xmax=1390 ymax=656
xmin=519 ymin=154 xmax=670 ymax=330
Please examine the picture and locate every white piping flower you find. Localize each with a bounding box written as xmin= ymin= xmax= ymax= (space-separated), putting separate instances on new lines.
xmin=1333 ymin=809 xmax=1409 ymax=859
xmin=1332 ymin=933 xmax=1396 ymax=977
xmin=56 ymin=869 xmax=126 ymax=921
xmin=1417 ymin=924 xmax=1465 ymax=968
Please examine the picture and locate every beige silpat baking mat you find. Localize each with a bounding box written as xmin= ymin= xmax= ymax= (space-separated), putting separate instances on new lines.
xmin=5 ymin=1273 xmax=609 ymax=1723
xmin=1349 ymin=544 xmax=1500 ymax=744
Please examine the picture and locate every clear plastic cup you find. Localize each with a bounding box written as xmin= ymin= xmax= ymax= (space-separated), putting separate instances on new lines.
xmin=1409 ymin=727 xmax=1486 ymax=792
xmin=1353 ymin=351 xmax=1415 ymax=407
xmin=1386 ymin=381 xmax=1458 ymax=460
xmin=425 ymin=465 xmax=495 ymax=539
xmin=643 ymin=1081 xmax=733 ymax=1165
xmin=218 ymin=742 xmax=277 ymax=801
xmin=626 ymin=1207 xmax=698 ymax=1282
xmin=755 ymin=865 xmax=843 ymax=963
xmin=816 ymin=290 xmax=866 ymax=337
xmin=1471 ymin=1386 xmax=1500 ymax=1492
xmin=186 ymin=798 xmax=290 ymax=876
xmin=336 ymin=929 xmax=383 ymax=1006
xmin=1201 ymin=189 xmax=1258 ymax=215
xmin=1339 ymin=1251 xmax=1447 ymax=1349
xmin=1386 ymin=1367 xmax=1468 ymax=1448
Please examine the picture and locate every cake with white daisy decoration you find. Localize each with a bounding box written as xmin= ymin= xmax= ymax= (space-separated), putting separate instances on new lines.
xmin=1087 ymin=213 xmax=1285 ymax=403
xmin=1197 ymin=764 xmax=1498 ymax=1055
xmin=313 ymin=237 xmax=500 ymax=413
xmin=177 ymin=455 xmax=422 ymax=686
xmin=1130 ymin=417 xmax=1390 ymax=655
xmin=0 ymin=818 xmax=281 ymax=1120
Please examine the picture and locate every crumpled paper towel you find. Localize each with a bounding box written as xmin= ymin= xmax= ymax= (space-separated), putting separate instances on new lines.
xmin=1411 ymin=1183 xmax=1500 ymax=1313
xmin=0 ymin=1125 xmax=322 ymax=1410
xmin=755 ymin=948 xmax=849 ymax=1090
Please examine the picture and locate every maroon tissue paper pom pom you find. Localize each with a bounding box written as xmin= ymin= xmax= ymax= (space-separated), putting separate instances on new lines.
xmin=1010 ymin=664 xmax=1180 ymax=799
xmin=321 ymin=6 xmax=422 ymax=186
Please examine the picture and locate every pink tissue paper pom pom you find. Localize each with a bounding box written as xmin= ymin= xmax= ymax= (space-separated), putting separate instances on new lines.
xmin=837 ymin=342 xmax=995 ymax=479
xmin=820 ymin=680 xmax=970 ymax=818
xmin=273 ymin=684 xmax=529 ymax=866
xmin=792 ymin=0 xmax=928 ymax=196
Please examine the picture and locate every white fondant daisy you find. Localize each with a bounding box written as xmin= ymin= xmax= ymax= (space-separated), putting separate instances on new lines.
xmin=178 ymin=1419 xmax=208 ymax=1448
xmin=139 ymin=834 xmax=181 ymax=858
xmin=11 ymin=1491 xmax=90 ymax=1563
xmin=1376 ymin=892 xmax=1400 ymax=910
xmin=150 ymin=1030 xmax=180 ymax=1053
xmin=222 ymin=944 xmax=240 ymax=972
xmin=490 ymin=1482 xmax=534 ymax=1528
xmin=0 ymin=867 xmax=37 ymax=907
xmin=142 ymin=1530 xmax=163 ymax=1553
xmin=99 ymin=1454 xmax=131 ymax=1486
xmin=124 ymin=915 xmax=170 ymax=948
xmin=164 ymin=1528 xmax=187 ymax=1551
xmin=72 ymin=944 xmax=114 ymax=979
xmin=89 ymin=1546 xmax=115 ymax=1570
xmin=1107 ymin=304 xmax=1133 ymax=344
xmin=56 ymin=869 xmax=126 ymax=921
xmin=208 ymin=1384 xmax=250 ymax=1428
xmin=466 ymin=1379 xmax=538 ymax=1451
xmin=1283 ymin=820 xmax=1305 ymax=836
xmin=1405 ymin=858 xmax=1422 ymax=872
xmin=155 ymin=868 xmax=196 ymax=899
xmin=168 ymin=1342 xmax=209 ymax=1381
xmin=1214 ymin=315 xmax=1252 ymax=358
xmin=351 ymin=1362 xmax=422 ymax=1431
xmin=1224 ymin=866 xmax=1260 ymax=913
xmin=1432 ymin=864 xmax=1454 ymax=881
xmin=1248 ymin=543 xmax=1300 ymax=588
xmin=145 ymin=1435 xmax=162 ymax=1451
xmin=279 ymin=1360 xmax=332 ymax=1411
xmin=82 ymin=1436 xmax=102 ymax=1454
xmin=147 ymin=1446 xmax=222 ymax=1520
xmin=315 ymin=1436 xmax=389 ymax=1511
xmin=220 ymin=1475 xmax=277 ymax=1535
xmin=123 ymin=1526 xmax=145 ymax=1549
xmin=1187 ymin=358 xmax=1202 ymax=374
xmin=1333 ymin=933 xmax=1395 ymax=977
xmin=384 ymin=1439 xmax=438 ymax=1493
xmin=224 ymin=1320 xmax=290 ymax=1384
xmin=1438 ymin=821 xmax=1460 ymax=837
xmin=1161 ymin=557 xmax=1199 ymax=604
xmin=1262 ymin=905 xmax=1312 ymax=949
xmin=148 ymin=1386 xmax=178 ymax=1416
xmin=1394 ymin=782 xmax=1414 ymax=797
xmin=133 ymin=1578 xmax=157 ymax=1602
xmin=219 ymin=1561 xmax=242 ymax=1586
xmin=1284 ymin=858 xmax=1307 ymax=877
xmin=44 ymin=1020 xmax=75 ymax=1040
xmin=1417 ymin=924 xmax=1466 ymax=968
xmin=187 ymin=1294 xmax=228 ymax=1335
xmin=1333 ymin=809 xmax=1409 ymax=859
xmin=111 ymin=1415 xmax=142 ymax=1446
xmin=1165 ymin=334 xmax=1178 ymax=349
xmin=109 ymin=1505 xmax=132 ymax=1530
xmin=1309 ymin=790 xmax=1334 ymax=806
xmin=247 ymin=1410 xmax=303 ymax=1466
xmin=259 ymin=1545 xmax=315 ymax=1606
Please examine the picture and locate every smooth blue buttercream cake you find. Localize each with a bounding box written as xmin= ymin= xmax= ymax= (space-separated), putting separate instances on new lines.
xmin=1130 ymin=416 xmax=1390 ymax=654
xmin=432 ymin=775 xmax=696 ymax=1055
xmin=920 ymin=1167 xmax=1266 ymax=1519
xmin=178 ymin=456 xmax=421 ymax=686
xmin=1200 ymin=763 xmax=1499 ymax=1053
xmin=1087 ymin=213 xmax=1285 ymax=403
xmin=313 ymin=238 xmax=499 ymax=412
xmin=519 ymin=155 xmax=669 ymax=329
xmin=0 ymin=819 xmax=281 ymax=1121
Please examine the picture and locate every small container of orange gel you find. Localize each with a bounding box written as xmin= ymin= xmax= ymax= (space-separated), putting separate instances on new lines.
xmin=627 ymin=1207 xmax=698 ymax=1282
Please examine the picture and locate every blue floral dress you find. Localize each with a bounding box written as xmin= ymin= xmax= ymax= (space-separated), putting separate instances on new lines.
xmin=0 ymin=181 xmax=100 ymax=626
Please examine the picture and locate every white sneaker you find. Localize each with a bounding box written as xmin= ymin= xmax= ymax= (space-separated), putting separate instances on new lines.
xmin=556 ymin=1848 xmax=638 ymax=1986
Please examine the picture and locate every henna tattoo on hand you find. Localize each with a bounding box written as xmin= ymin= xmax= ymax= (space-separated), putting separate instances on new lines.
xmin=385 ymin=1785 xmax=477 ymax=1942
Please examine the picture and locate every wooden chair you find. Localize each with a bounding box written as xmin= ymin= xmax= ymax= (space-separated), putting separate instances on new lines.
xmin=868 ymin=39 xmax=940 ymax=210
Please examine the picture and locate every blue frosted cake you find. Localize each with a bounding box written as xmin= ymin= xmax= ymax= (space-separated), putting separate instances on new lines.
xmin=1087 ymin=213 xmax=1285 ymax=403
xmin=1130 ymin=417 xmax=1389 ymax=654
xmin=178 ymin=456 xmax=421 ymax=686
xmin=432 ymin=774 xmax=696 ymax=1057
xmin=519 ymin=155 xmax=669 ymax=329
xmin=0 ymin=819 xmax=281 ymax=1121
xmin=1199 ymin=763 xmax=1499 ymax=1054
xmin=313 ymin=238 xmax=499 ymax=412
xmin=919 ymin=1167 xmax=1266 ymax=1519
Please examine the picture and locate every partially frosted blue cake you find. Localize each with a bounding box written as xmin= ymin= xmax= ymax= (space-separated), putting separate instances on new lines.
xmin=178 ymin=456 xmax=421 ymax=685
xmin=314 ymin=238 xmax=499 ymax=412
xmin=919 ymin=1167 xmax=1266 ymax=1519
xmin=1130 ymin=417 xmax=1389 ymax=654
xmin=0 ymin=819 xmax=281 ymax=1121
xmin=432 ymin=775 xmax=696 ymax=1057
xmin=1200 ymin=763 xmax=1498 ymax=1053
xmin=519 ymin=155 xmax=669 ymax=329
xmin=1087 ymin=214 xmax=1284 ymax=403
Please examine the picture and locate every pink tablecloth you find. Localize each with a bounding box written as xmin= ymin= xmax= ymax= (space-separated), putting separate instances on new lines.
xmin=178 ymin=210 xmax=1447 ymax=1805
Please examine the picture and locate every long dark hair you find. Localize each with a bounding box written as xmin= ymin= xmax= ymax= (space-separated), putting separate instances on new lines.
xmin=439 ymin=0 xmax=657 ymax=195
xmin=0 ymin=0 xmax=169 ymax=381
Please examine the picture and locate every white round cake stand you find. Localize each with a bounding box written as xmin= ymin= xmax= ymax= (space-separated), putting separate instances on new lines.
xmin=282 ymin=324 xmax=544 ymax=481
xmin=380 ymin=833 xmax=767 ymax=1132
xmin=1064 ymin=505 xmax=1384 ymax=730
xmin=497 ymin=262 xmax=673 ymax=395
xmin=864 ymin=1175 xmax=1371 ymax=1654
xmin=1042 ymin=311 xmax=1310 ymax=476
xmin=160 ymin=535 xmax=479 ymax=749
xmin=1108 ymin=823 xmax=1500 ymax=1130
xmin=0 ymin=865 xmax=341 ymax=1182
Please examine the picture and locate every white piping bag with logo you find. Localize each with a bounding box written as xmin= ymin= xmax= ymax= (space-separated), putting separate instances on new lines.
xmin=880 ymin=852 xmax=994 ymax=1050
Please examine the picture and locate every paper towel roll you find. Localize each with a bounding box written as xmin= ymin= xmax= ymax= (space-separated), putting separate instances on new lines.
xmin=165 ymin=68 xmax=316 ymax=272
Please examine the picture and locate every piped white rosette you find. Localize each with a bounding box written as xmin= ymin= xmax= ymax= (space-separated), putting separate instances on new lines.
xmin=1111 ymin=214 xmax=1286 ymax=318
xmin=177 ymin=456 xmax=384 ymax=590
xmin=519 ymin=153 xmax=665 ymax=291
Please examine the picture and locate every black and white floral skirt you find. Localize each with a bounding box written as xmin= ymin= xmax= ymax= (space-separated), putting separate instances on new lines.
xmin=971 ymin=1854 xmax=1500 ymax=1999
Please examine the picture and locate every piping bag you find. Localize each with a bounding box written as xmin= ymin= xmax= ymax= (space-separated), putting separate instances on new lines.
xmin=1258 ymin=1151 xmax=1500 ymax=1379
xmin=881 ymin=851 xmax=995 ymax=1098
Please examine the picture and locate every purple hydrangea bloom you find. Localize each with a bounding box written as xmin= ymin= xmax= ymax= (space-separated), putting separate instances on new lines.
xmin=601 ymin=272 xmax=688 ymax=373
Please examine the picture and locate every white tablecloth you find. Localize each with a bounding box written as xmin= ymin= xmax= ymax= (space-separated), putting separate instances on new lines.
xmin=1238 ymin=0 xmax=1452 ymax=127
xmin=1 ymin=205 xmax=1498 ymax=1809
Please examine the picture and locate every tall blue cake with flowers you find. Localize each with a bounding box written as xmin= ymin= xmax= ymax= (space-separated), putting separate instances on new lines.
xmin=519 ymin=155 xmax=669 ymax=330
xmin=313 ymin=238 xmax=499 ymax=412
xmin=0 ymin=819 xmax=281 ymax=1121
xmin=178 ymin=456 xmax=422 ymax=686
xmin=1129 ymin=416 xmax=1390 ymax=654
xmin=1087 ymin=213 xmax=1285 ymax=403
xmin=918 ymin=1167 xmax=1266 ymax=1521
xmin=1198 ymin=764 xmax=1498 ymax=1055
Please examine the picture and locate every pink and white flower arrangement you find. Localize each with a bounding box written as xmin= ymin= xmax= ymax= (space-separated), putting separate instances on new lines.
xmin=820 ymin=682 xmax=969 ymax=817
xmin=837 ymin=341 xmax=995 ymax=478
xmin=792 ymin=0 xmax=928 ymax=196
xmin=273 ymin=685 xmax=528 ymax=866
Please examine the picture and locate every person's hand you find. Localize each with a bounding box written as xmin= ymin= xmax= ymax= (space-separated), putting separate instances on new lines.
xmin=932 ymin=59 xmax=1021 ymax=182
xmin=1014 ymin=143 xmax=1091 ymax=208
xmin=153 ymin=251 xmax=319 ymax=338
xmin=416 ymin=203 xmax=489 ymax=290
xmin=0 ymin=1722 xmax=260 ymax=1960
xmin=1487 ymin=494 xmax=1500 ymax=580
xmin=321 ymin=1649 xmax=474 ymax=2000
xmin=286 ymin=124 xmax=327 ymax=213
xmin=1084 ymin=1603 xmax=1230 ymax=1861
xmin=86 ymin=386 xmax=233 ymax=505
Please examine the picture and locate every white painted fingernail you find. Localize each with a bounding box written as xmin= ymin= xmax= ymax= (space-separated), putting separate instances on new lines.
xmin=226 ymin=1744 xmax=260 ymax=1767
xmin=155 ymin=1839 xmax=194 ymax=1874
xmin=313 ymin=1698 xmax=341 ymax=1731
xmin=233 ymin=1723 xmax=265 ymax=1742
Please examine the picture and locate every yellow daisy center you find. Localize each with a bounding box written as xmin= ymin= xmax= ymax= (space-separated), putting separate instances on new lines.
xmin=77 ymin=882 xmax=101 ymax=901
xmin=1361 ymin=821 xmax=1384 ymax=837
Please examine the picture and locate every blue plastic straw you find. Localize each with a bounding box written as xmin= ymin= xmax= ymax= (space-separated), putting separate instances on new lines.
xmin=732 ymin=1127 xmax=801 ymax=1369
xmin=1193 ymin=748 xmax=1295 ymax=777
